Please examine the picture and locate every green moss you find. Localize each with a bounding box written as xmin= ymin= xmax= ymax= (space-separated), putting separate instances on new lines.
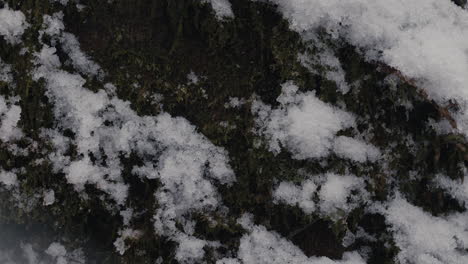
xmin=1 ymin=0 xmax=467 ymax=263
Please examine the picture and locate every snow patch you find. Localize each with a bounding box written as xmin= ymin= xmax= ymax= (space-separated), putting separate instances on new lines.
xmin=0 ymin=96 xmax=22 ymax=142
xmin=0 ymin=6 xmax=28 ymax=44
xmin=235 ymin=214 xmax=366 ymax=264
xmin=333 ymin=136 xmax=381 ymax=163
xmin=382 ymin=195 xmax=468 ymax=264
xmin=271 ymin=0 xmax=468 ymax=137
xmin=252 ymin=82 xmax=355 ymax=159
xmin=273 ymin=180 xmax=316 ymax=214
xmin=203 ymin=0 xmax=234 ymax=19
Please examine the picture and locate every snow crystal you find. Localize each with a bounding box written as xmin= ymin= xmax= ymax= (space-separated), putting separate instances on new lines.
xmin=253 ymin=82 xmax=355 ymax=159
xmin=203 ymin=0 xmax=234 ymax=19
xmin=0 ymin=6 xmax=28 ymax=44
xmin=332 ymin=136 xmax=381 ymax=163
xmin=382 ymin=195 xmax=468 ymax=264
xmin=236 ymin=214 xmax=366 ymax=264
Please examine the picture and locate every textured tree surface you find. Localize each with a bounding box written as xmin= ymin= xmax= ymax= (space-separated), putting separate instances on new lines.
xmin=1 ymin=1 xmax=468 ymax=264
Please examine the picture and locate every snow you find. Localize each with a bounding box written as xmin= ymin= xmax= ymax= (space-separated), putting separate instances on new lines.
xmin=187 ymin=71 xmax=200 ymax=85
xmin=271 ymin=0 xmax=468 ymax=137
xmin=382 ymin=195 xmax=468 ymax=264
xmin=22 ymin=243 xmax=38 ymax=264
xmin=0 ymin=58 xmax=13 ymax=83
xmin=174 ymin=234 xmax=207 ymax=263
xmin=114 ymin=228 xmax=143 ymax=255
xmin=3 ymin=1 xmax=468 ymax=263
xmin=253 ymin=82 xmax=356 ymax=159
xmin=273 ymin=173 xmax=367 ymax=218
xmin=41 ymin=13 xmax=102 ymax=77
xmin=318 ymin=173 xmax=367 ymax=215
xmin=61 ymin=32 xmax=103 ymax=77
xmin=41 ymin=12 xmax=65 ymax=37
xmin=30 ymin=14 xmax=236 ymax=261
xmin=332 ymin=136 xmax=381 ymax=163
xmin=203 ymin=0 xmax=234 ymax=19
xmin=235 ymin=214 xmax=366 ymax=264
xmin=273 ymin=180 xmax=316 ymax=214
xmin=434 ymin=174 xmax=468 ymax=205
xmin=224 ymin=97 xmax=246 ymax=109
xmin=50 ymin=0 xmax=70 ymax=5
xmin=43 ymin=190 xmax=56 ymax=206
xmin=45 ymin=242 xmax=67 ymax=264
xmin=299 ymin=36 xmax=350 ymax=94
xmin=0 ymin=6 xmax=28 ymax=44
xmin=0 ymin=96 xmax=23 ymax=142
xmin=253 ymin=82 xmax=381 ymax=162
xmin=0 ymin=170 xmax=18 ymax=188
xmin=252 ymin=82 xmax=355 ymax=159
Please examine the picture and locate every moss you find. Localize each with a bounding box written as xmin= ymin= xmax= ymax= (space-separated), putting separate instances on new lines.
xmin=1 ymin=0 xmax=467 ymax=263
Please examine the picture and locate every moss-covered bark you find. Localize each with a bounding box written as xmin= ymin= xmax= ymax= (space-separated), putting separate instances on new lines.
xmin=0 ymin=0 xmax=467 ymax=263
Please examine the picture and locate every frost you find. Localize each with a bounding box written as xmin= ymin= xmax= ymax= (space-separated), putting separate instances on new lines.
xmin=253 ymin=82 xmax=355 ymax=159
xmin=203 ymin=0 xmax=234 ymax=19
xmin=0 ymin=6 xmax=28 ymax=44
xmin=0 ymin=169 xmax=18 ymax=188
xmin=236 ymin=214 xmax=366 ymax=264
xmin=332 ymin=136 xmax=381 ymax=163
xmin=382 ymin=196 xmax=468 ymax=264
